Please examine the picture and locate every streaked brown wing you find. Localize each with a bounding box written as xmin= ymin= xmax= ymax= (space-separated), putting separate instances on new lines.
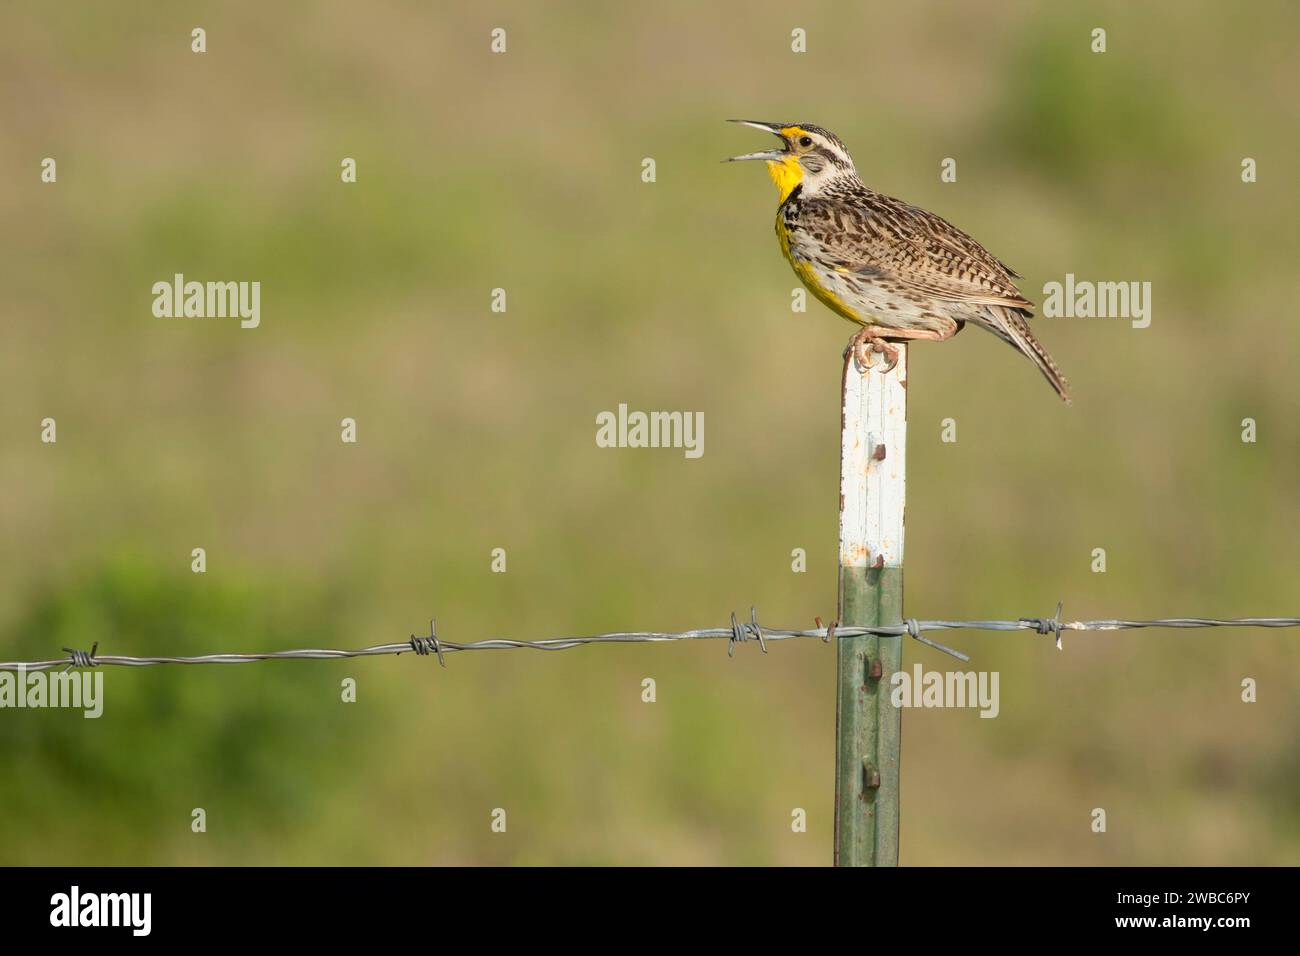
xmin=802 ymin=195 xmax=1035 ymax=311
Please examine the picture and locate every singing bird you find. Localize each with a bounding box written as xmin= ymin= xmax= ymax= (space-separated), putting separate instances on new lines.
xmin=727 ymin=120 xmax=1070 ymax=402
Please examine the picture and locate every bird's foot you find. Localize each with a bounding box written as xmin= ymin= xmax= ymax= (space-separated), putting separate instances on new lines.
xmin=845 ymin=328 xmax=900 ymax=374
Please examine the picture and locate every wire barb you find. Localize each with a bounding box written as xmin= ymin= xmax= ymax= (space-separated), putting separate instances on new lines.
xmin=816 ymin=616 xmax=838 ymax=644
xmin=408 ymin=619 xmax=446 ymax=668
xmin=727 ymin=607 xmax=767 ymax=657
xmin=1020 ymin=601 xmax=1065 ymax=650
xmin=61 ymin=642 xmax=98 ymax=672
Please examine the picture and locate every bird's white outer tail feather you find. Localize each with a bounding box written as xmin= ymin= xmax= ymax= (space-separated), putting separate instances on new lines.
xmin=984 ymin=307 xmax=1071 ymax=404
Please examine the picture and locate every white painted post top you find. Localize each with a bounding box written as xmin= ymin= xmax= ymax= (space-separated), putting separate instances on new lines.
xmin=839 ymin=346 xmax=907 ymax=569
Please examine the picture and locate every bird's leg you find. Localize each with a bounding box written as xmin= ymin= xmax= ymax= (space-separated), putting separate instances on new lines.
xmin=846 ymin=321 xmax=962 ymax=373
xmin=872 ymin=325 xmax=959 ymax=343
xmin=845 ymin=326 xmax=900 ymax=374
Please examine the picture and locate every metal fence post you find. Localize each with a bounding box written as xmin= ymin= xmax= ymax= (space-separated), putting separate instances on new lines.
xmin=835 ymin=342 xmax=906 ymax=866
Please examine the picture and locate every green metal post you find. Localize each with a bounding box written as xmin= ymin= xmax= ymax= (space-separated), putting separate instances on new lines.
xmin=834 ymin=343 xmax=906 ymax=866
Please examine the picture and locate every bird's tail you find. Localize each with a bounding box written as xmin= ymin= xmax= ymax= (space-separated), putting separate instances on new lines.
xmin=982 ymin=306 xmax=1071 ymax=404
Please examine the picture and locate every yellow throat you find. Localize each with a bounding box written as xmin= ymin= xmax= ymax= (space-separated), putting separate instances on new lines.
xmin=765 ymin=154 xmax=805 ymax=203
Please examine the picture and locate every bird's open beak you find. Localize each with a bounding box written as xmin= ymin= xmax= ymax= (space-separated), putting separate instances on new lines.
xmin=725 ymin=119 xmax=789 ymax=162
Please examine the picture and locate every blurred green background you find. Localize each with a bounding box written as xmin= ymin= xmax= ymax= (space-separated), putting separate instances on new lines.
xmin=2 ymin=1 xmax=1297 ymax=865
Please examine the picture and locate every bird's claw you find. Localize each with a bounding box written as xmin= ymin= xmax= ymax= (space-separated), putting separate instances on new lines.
xmin=871 ymin=340 xmax=900 ymax=373
xmin=847 ymin=330 xmax=899 ymax=375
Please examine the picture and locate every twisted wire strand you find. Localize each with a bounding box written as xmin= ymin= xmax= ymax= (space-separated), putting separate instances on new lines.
xmin=2 ymin=606 xmax=1297 ymax=673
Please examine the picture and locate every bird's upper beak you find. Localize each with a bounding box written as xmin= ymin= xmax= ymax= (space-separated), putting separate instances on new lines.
xmin=725 ymin=119 xmax=789 ymax=162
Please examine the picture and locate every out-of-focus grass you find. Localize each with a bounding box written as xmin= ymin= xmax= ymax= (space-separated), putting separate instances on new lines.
xmin=0 ymin=561 xmax=378 ymax=864
xmin=1 ymin=1 xmax=1297 ymax=864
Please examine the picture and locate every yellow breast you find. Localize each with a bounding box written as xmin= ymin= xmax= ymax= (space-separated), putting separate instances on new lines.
xmin=776 ymin=215 xmax=862 ymax=323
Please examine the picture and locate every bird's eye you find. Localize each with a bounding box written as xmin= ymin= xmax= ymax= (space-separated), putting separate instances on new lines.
xmin=798 ymin=136 xmax=814 ymax=148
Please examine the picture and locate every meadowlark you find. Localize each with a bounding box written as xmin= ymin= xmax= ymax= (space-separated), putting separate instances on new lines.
xmin=727 ymin=120 xmax=1070 ymax=402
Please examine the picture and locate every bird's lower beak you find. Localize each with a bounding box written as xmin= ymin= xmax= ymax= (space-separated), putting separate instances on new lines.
xmin=725 ymin=119 xmax=789 ymax=162
xmin=726 ymin=148 xmax=786 ymax=163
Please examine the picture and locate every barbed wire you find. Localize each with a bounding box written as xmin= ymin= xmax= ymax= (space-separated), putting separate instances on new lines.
xmin=2 ymin=604 xmax=1298 ymax=673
